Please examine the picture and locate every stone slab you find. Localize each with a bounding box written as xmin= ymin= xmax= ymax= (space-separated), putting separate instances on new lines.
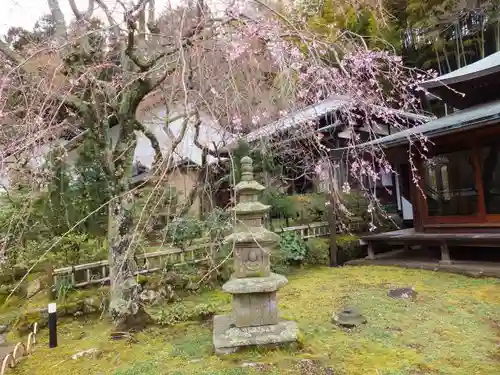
xmin=213 ymin=315 xmax=298 ymax=355
xmin=222 ymin=273 xmax=288 ymax=294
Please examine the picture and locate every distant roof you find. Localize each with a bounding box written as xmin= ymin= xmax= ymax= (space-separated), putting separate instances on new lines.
xmin=421 ymin=52 xmax=500 ymax=89
xmin=241 ymin=95 xmax=431 ymax=144
xmin=361 ymin=99 xmax=500 ymax=149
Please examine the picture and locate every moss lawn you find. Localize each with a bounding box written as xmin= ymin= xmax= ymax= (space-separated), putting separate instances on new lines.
xmin=10 ymin=266 xmax=500 ymax=375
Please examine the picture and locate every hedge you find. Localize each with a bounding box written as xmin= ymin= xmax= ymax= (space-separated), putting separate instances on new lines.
xmin=305 ymin=235 xmax=365 ymax=266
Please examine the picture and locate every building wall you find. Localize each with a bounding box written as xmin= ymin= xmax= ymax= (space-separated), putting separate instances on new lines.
xmin=1 ymin=107 xmax=231 ymax=193
xmin=168 ymin=168 xmax=201 ymax=218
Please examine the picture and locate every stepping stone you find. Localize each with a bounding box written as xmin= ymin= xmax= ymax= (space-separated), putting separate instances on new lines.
xmin=387 ymin=287 xmax=417 ymax=299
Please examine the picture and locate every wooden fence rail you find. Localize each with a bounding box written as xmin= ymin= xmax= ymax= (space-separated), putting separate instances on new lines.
xmin=53 ymin=222 xmax=332 ymax=288
xmin=278 ymin=221 xmax=330 ymax=239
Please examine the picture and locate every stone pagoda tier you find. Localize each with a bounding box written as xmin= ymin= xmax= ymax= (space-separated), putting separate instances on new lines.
xmin=212 ymin=156 xmax=297 ymax=354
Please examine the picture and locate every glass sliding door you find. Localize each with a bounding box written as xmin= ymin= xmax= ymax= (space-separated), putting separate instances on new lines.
xmin=423 ymin=150 xmax=479 ymax=219
xmin=479 ymin=143 xmax=500 ymax=216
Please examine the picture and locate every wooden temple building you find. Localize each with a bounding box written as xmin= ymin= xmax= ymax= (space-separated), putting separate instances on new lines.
xmin=361 ymin=51 xmax=500 ymax=265
xmin=227 ymin=95 xmax=429 ymax=193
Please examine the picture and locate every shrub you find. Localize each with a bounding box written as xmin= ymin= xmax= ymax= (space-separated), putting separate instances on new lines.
xmin=156 ymin=302 xmax=217 ymax=326
xmin=164 ymin=216 xmax=203 ymax=248
xmin=303 ymin=236 xmax=364 ymax=266
xmin=211 ymin=243 xmax=234 ymax=283
xmin=261 ymin=188 xmax=299 ymax=221
xmin=341 ymin=190 xmax=369 ymax=221
xmin=278 ymin=231 xmax=307 ymax=265
xmin=203 ymin=207 xmax=232 ymax=241
xmin=290 ymin=193 xmax=328 ymax=223
xmin=305 ymin=238 xmax=330 ymax=266
xmin=372 ymin=211 xmax=402 ymax=233
xmin=336 ymin=235 xmax=364 ymax=264
xmin=11 ymin=233 xmax=108 ymax=272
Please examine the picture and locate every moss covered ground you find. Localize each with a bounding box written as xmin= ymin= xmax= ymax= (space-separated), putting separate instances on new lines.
xmin=9 ymin=266 xmax=500 ymax=375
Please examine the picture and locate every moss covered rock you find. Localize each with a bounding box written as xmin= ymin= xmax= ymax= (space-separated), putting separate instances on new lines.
xmin=13 ymin=308 xmax=49 ymax=335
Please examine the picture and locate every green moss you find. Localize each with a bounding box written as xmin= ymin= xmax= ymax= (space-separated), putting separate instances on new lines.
xmin=136 ymin=274 xmax=149 ymax=287
xmin=9 ymin=266 xmax=500 ymax=375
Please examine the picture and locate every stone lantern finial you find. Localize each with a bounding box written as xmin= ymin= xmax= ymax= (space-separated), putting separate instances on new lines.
xmin=212 ymin=156 xmax=298 ymax=354
xmin=240 ymin=156 xmax=253 ymax=181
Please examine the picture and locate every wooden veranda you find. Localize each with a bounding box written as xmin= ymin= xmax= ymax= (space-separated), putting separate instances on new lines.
xmin=361 ymin=228 xmax=500 ymax=264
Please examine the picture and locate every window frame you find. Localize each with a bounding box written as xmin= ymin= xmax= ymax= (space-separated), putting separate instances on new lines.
xmin=423 ymin=148 xmax=481 ymax=221
xmin=419 ymin=137 xmax=500 ymax=226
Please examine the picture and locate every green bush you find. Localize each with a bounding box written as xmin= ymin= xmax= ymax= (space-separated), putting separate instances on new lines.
xmin=262 ymin=191 xmax=329 ymax=226
xmin=290 ymin=193 xmax=328 ymax=223
xmin=203 ymin=207 xmax=232 ymax=241
xmin=336 ymin=235 xmax=363 ymax=264
xmin=11 ymin=233 xmax=108 ymax=272
xmin=156 ymin=302 xmax=217 ymax=326
xmin=305 ymin=238 xmax=330 ymax=266
xmin=164 ymin=216 xmax=203 ymax=248
xmin=278 ymin=231 xmax=307 ymax=265
xmin=304 ymin=236 xmax=363 ymax=266
xmin=261 ymin=188 xmax=299 ymax=221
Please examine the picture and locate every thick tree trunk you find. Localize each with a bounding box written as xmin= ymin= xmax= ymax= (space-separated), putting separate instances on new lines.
xmin=107 ymin=117 xmax=151 ymax=330
xmin=108 ymin=194 xmax=150 ymax=330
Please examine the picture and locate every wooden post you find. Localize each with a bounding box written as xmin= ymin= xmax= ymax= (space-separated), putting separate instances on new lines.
xmin=367 ymin=243 xmax=375 ymax=260
xmin=440 ymin=242 xmax=452 ymax=264
xmin=45 ymin=264 xmax=55 ymax=301
xmin=48 ymin=303 xmax=57 ymax=348
xmin=327 ymin=195 xmax=338 ymax=267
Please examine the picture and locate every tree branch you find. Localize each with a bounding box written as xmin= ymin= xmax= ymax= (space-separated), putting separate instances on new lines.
xmin=47 ymin=0 xmax=68 ymax=44
xmin=134 ymin=120 xmax=162 ymax=166
xmin=192 ymin=113 xmax=219 ymax=158
xmin=95 ymin=0 xmax=121 ymax=42
xmin=146 ymin=0 xmax=160 ymax=34
xmin=0 ymin=39 xmax=25 ymax=66
xmin=69 ymin=0 xmax=95 ymax=21
xmin=125 ymin=19 xmax=153 ymax=72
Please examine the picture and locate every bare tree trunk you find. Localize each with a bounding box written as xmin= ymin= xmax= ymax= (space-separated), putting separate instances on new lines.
xmin=327 ymin=194 xmax=338 ymax=267
xmin=106 ymin=109 xmax=151 ymax=329
xmin=108 ymin=194 xmax=150 ymax=329
xmin=455 ymin=23 xmax=462 ymax=68
xmin=435 ymin=49 xmax=442 ymax=75
xmin=443 ymin=45 xmax=452 ymax=73
xmin=479 ymin=16 xmax=485 ymax=59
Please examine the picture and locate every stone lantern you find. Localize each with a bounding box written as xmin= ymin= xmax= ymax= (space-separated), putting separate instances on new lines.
xmin=212 ymin=156 xmax=297 ymax=354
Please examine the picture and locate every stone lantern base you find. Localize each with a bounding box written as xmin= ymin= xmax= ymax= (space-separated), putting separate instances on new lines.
xmin=212 ymin=273 xmax=298 ymax=354
xmin=213 ymin=315 xmax=298 ymax=355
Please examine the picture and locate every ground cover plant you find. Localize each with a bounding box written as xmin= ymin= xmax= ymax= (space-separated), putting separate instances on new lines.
xmin=7 ymin=266 xmax=499 ymax=375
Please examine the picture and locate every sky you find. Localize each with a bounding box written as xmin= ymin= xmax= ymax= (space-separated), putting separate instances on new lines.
xmin=1 ymin=0 xmax=173 ymax=34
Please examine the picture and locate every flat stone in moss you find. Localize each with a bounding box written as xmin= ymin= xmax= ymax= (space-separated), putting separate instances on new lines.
xmin=332 ymin=307 xmax=367 ymax=327
xmin=387 ymin=287 xmax=417 ymax=299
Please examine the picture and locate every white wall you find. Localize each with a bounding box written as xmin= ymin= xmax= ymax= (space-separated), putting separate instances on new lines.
xmin=0 ymin=107 xmax=233 ymax=191
xmin=139 ymin=107 xmax=232 ymax=168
